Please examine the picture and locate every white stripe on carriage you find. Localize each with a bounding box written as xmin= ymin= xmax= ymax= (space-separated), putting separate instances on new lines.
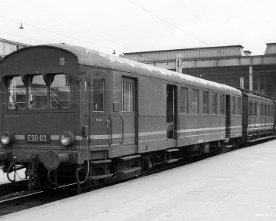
xmin=13 ymin=126 xmax=243 ymax=141
xmin=178 ymin=131 xmax=225 ymax=139
xmin=178 ymin=127 xmax=225 ymax=133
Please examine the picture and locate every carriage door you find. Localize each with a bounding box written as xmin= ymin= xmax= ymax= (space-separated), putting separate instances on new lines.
xmin=167 ymin=85 xmax=177 ymax=139
xmin=226 ymin=95 xmax=231 ymax=138
xmin=90 ymin=73 xmax=110 ymax=147
xmin=120 ymin=77 xmax=137 ymax=147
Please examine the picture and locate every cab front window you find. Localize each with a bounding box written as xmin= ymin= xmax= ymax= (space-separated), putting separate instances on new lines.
xmin=50 ymin=74 xmax=70 ymax=109
xmin=8 ymin=76 xmax=26 ymax=110
xmin=5 ymin=73 xmax=70 ymax=111
xmin=29 ymin=75 xmax=48 ymax=110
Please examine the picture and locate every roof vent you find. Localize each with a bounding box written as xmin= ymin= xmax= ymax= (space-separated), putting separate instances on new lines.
xmin=265 ymin=43 xmax=276 ymax=55
xmin=244 ymin=50 xmax=251 ymax=56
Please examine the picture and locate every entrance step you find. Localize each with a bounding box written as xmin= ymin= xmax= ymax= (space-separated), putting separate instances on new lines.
xmin=91 ymin=173 xmax=113 ymax=180
xmin=91 ymin=159 xmax=112 ymax=165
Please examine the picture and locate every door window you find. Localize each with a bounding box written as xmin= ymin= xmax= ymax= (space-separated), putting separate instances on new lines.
xmin=93 ymin=78 xmax=105 ymax=111
xmin=121 ymin=80 xmax=134 ymax=112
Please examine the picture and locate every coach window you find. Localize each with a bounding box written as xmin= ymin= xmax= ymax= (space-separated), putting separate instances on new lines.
xmin=179 ymin=87 xmax=188 ymax=113
xmin=211 ymin=92 xmax=217 ymax=115
xmin=50 ymin=74 xmax=70 ymax=109
xmin=93 ymin=78 xmax=105 ymax=112
xmin=236 ymin=97 xmax=241 ymax=115
xmin=231 ymin=96 xmax=236 ymax=115
xmin=249 ymin=101 xmax=253 ymax=116
xmin=253 ymin=102 xmax=257 ymax=116
xmin=203 ymin=91 xmax=209 ymax=114
xmin=121 ymin=80 xmax=134 ymax=112
xmin=260 ymin=103 xmax=263 ymax=116
xmin=29 ymin=75 xmax=48 ymax=110
xmin=191 ymin=89 xmax=199 ymax=114
xmin=220 ymin=94 xmax=225 ymax=115
xmin=257 ymin=103 xmax=260 ymax=116
xmin=8 ymin=76 xmax=26 ymax=110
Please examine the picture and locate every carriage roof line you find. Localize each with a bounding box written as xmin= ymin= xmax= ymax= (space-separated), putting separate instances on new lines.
xmin=3 ymin=44 xmax=241 ymax=95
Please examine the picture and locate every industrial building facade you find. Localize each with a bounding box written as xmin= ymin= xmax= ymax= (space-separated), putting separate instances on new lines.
xmin=121 ymin=43 xmax=276 ymax=98
xmin=0 ymin=38 xmax=28 ymax=59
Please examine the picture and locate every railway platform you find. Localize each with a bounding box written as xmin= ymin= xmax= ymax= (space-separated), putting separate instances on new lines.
xmin=2 ymin=140 xmax=276 ymax=221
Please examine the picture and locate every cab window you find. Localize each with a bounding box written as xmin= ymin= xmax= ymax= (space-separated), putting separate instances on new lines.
xmin=29 ymin=75 xmax=48 ymax=110
xmin=8 ymin=76 xmax=26 ymax=110
xmin=50 ymin=74 xmax=70 ymax=109
xmin=6 ymin=73 xmax=70 ymax=111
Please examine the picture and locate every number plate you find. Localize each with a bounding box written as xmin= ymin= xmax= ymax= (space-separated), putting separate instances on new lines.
xmin=25 ymin=134 xmax=50 ymax=143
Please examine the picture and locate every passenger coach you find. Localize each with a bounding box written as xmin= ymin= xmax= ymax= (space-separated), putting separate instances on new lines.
xmin=0 ymin=44 xmax=242 ymax=190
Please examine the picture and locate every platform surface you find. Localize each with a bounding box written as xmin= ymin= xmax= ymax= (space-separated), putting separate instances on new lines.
xmin=2 ymin=140 xmax=276 ymax=221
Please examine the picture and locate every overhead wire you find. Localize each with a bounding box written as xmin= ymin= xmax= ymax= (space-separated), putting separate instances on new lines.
xmin=0 ymin=14 xmax=117 ymax=52
xmin=126 ymin=0 xmax=210 ymax=46
xmin=17 ymin=0 xmax=157 ymax=61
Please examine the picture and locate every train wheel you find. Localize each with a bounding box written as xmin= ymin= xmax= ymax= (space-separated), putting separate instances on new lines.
xmin=6 ymin=163 xmax=26 ymax=183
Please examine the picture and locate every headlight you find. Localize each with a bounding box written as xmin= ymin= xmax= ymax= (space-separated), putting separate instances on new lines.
xmin=59 ymin=132 xmax=74 ymax=146
xmin=1 ymin=132 xmax=14 ymax=145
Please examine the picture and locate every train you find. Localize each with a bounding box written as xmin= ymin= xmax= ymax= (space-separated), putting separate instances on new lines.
xmin=0 ymin=44 xmax=275 ymax=192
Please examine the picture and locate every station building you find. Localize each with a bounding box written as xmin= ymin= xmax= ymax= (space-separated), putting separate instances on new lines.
xmin=121 ymin=43 xmax=276 ymax=98
xmin=0 ymin=38 xmax=28 ymax=59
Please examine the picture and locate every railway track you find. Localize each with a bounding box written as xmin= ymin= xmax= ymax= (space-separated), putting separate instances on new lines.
xmin=0 ymin=190 xmax=44 ymax=205
xmin=0 ymin=188 xmax=75 ymax=216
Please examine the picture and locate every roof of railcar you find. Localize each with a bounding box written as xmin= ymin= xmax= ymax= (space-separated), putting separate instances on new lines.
xmin=4 ymin=44 xmax=241 ymax=95
xmin=244 ymin=92 xmax=275 ymax=102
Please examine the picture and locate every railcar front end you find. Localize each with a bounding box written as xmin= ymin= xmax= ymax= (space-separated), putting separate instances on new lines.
xmin=0 ymin=46 xmax=88 ymax=189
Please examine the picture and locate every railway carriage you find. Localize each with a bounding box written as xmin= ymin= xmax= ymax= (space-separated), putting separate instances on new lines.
xmin=0 ymin=44 xmax=243 ymax=190
xmin=242 ymin=91 xmax=275 ymax=141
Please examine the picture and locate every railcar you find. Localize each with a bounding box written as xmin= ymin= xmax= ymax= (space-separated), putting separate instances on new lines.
xmin=0 ymin=44 xmax=243 ymax=191
xmin=242 ymin=90 xmax=275 ymax=142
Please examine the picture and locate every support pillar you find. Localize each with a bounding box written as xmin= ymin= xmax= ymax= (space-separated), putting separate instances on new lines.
xmin=249 ymin=66 xmax=253 ymax=91
xmin=263 ymin=75 xmax=267 ymax=94
xmin=176 ymin=54 xmax=182 ymax=73
xmin=257 ymin=72 xmax=261 ymax=92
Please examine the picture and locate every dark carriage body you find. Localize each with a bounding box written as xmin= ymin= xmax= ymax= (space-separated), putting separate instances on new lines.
xmin=0 ymin=44 xmax=243 ymax=188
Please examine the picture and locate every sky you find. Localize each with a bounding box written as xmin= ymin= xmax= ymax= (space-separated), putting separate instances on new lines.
xmin=0 ymin=0 xmax=276 ymax=55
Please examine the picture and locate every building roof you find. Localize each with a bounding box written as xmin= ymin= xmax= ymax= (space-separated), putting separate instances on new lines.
xmin=0 ymin=38 xmax=29 ymax=47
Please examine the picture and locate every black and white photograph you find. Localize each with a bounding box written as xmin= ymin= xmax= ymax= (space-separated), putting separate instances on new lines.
xmin=1 ymin=0 xmax=276 ymax=220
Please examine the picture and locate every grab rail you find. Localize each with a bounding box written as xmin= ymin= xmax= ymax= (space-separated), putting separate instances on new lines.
xmin=121 ymin=116 xmax=124 ymax=144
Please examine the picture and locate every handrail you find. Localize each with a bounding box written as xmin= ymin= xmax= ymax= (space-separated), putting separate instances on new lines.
xmin=121 ymin=116 xmax=124 ymax=144
xmin=106 ymin=116 xmax=112 ymax=145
